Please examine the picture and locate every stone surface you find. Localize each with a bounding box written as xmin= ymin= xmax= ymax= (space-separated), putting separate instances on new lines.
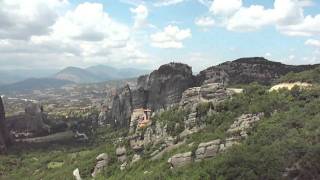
xmin=108 ymin=63 xmax=196 ymax=129
xmin=195 ymin=139 xmax=221 ymax=161
xmin=120 ymin=162 xmax=127 ymax=171
xmin=110 ymin=85 xmax=132 ymax=128
xmin=227 ymin=113 xmax=264 ymax=138
xmin=73 ymin=168 xmax=82 ymax=180
xmin=0 ymin=97 xmax=11 ymax=154
xmin=92 ymin=153 xmax=109 ymax=177
xmin=168 ymin=151 xmax=192 ymax=168
xmin=131 ymin=154 xmax=141 ymax=165
xmin=116 ymin=147 xmax=127 ymax=163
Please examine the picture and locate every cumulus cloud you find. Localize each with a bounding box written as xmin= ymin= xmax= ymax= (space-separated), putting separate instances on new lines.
xmin=305 ymin=39 xmax=320 ymax=48
xmin=210 ymin=0 xmax=242 ymax=16
xmin=150 ymin=25 xmax=191 ymax=48
xmin=154 ymin=0 xmax=185 ymax=7
xmin=0 ymin=2 xmax=150 ymax=69
xmin=130 ymin=5 xmax=148 ymax=29
xmin=195 ymin=16 xmax=215 ymax=28
xmin=0 ymin=0 xmax=68 ymax=40
xmin=199 ymin=0 xmax=320 ymax=36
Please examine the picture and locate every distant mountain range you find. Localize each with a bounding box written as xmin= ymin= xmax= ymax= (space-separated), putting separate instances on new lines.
xmin=54 ymin=65 xmax=150 ymax=84
xmin=0 ymin=78 xmax=73 ymax=93
xmin=0 ymin=65 xmax=150 ymax=93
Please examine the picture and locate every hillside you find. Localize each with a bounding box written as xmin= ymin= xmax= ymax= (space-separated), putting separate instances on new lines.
xmin=1 ymin=60 xmax=320 ymax=180
xmin=86 ymin=65 xmax=149 ymax=81
xmin=54 ymin=67 xmax=100 ymax=84
xmin=197 ymin=57 xmax=319 ymax=85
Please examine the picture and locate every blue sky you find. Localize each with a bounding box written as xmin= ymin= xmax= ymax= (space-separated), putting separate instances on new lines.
xmin=0 ymin=0 xmax=319 ymax=71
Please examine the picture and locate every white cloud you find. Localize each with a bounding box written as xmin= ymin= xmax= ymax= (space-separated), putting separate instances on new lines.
xmin=305 ymin=39 xmax=320 ymax=48
xmin=0 ymin=0 xmax=68 ymax=40
xmin=130 ymin=5 xmax=148 ymax=29
xmin=210 ymin=0 xmax=242 ymax=16
xmin=265 ymin=52 xmax=272 ymax=58
xmin=203 ymin=0 xmax=320 ymax=36
xmin=150 ymin=25 xmax=191 ymax=48
xmin=226 ymin=5 xmax=276 ymax=31
xmin=195 ymin=16 xmax=215 ymax=28
xmin=278 ymin=15 xmax=320 ymax=36
xmin=0 ymin=2 xmax=150 ymax=69
xmin=154 ymin=0 xmax=185 ymax=7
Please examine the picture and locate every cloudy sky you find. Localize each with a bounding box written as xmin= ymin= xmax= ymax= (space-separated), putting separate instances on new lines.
xmin=0 ymin=0 xmax=320 ymax=72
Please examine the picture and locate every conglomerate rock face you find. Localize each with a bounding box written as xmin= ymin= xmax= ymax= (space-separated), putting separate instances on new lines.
xmin=110 ymin=85 xmax=133 ymax=128
xmin=0 ymin=97 xmax=11 ymax=154
xmin=134 ymin=62 xmax=195 ymax=110
xmin=109 ymin=63 xmax=196 ymax=128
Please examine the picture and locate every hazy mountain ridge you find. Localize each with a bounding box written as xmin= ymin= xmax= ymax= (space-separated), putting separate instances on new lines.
xmin=0 ymin=78 xmax=73 ymax=93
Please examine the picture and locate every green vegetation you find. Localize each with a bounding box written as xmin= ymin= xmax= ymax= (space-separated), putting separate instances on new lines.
xmin=279 ymin=67 xmax=320 ymax=83
xmin=1 ymin=71 xmax=320 ymax=179
xmin=153 ymin=107 xmax=189 ymax=136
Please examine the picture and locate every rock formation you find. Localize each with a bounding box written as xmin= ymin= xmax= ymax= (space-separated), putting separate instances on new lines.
xmin=7 ymin=102 xmax=50 ymax=137
xmin=92 ymin=153 xmax=109 ymax=177
xmin=168 ymin=113 xmax=264 ymax=168
xmin=110 ymin=85 xmax=132 ymax=128
xmin=138 ymin=62 xmax=195 ymax=110
xmin=0 ymin=96 xmax=11 ymax=154
xmin=116 ymin=146 xmax=127 ymax=163
xmin=168 ymin=151 xmax=192 ymax=168
xmin=197 ymin=57 xmax=318 ymax=86
xmin=109 ymin=63 xmax=195 ymax=128
xmin=105 ymin=58 xmax=318 ymax=129
xmin=195 ymin=139 xmax=221 ymax=162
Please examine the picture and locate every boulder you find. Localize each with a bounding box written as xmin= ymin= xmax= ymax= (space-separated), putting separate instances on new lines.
xmin=116 ymin=147 xmax=127 ymax=163
xmin=73 ymin=168 xmax=82 ymax=180
xmin=92 ymin=153 xmax=109 ymax=177
xmin=120 ymin=162 xmax=127 ymax=171
xmin=131 ymin=154 xmax=141 ymax=165
xmin=168 ymin=151 xmax=192 ymax=168
xmin=195 ymin=139 xmax=221 ymax=161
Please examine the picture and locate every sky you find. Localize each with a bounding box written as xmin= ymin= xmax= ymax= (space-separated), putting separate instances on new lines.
xmin=0 ymin=0 xmax=320 ymax=72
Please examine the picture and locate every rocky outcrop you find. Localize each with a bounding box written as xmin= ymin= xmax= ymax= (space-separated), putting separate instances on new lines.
xmin=0 ymin=97 xmax=11 ymax=154
xmin=92 ymin=153 xmax=109 ymax=177
xmin=180 ymin=83 xmax=233 ymax=130
xmin=168 ymin=113 xmax=264 ymax=168
xmin=195 ymin=139 xmax=221 ymax=162
xmin=180 ymin=83 xmax=232 ymax=110
xmin=227 ymin=113 xmax=264 ymax=138
xmin=140 ymin=63 xmax=195 ymax=110
xmin=7 ymin=102 xmax=50 ymax=137
xmin=110 ymin=85 xmax=132 ymax=128
xmin=197 ymin=57 xmax=318 ymax=86
xmin=108 ymin=63 xmax=195 ymax=129
xmin=116 ymin=146 xmax=127 ymax=163
xmin=130 ymin=154 xmax=141 ymax=165
xmin=73 ymin=168 xmax=82 ymax=180
xmin=168 ymin=151 xmax=192 ymax=168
